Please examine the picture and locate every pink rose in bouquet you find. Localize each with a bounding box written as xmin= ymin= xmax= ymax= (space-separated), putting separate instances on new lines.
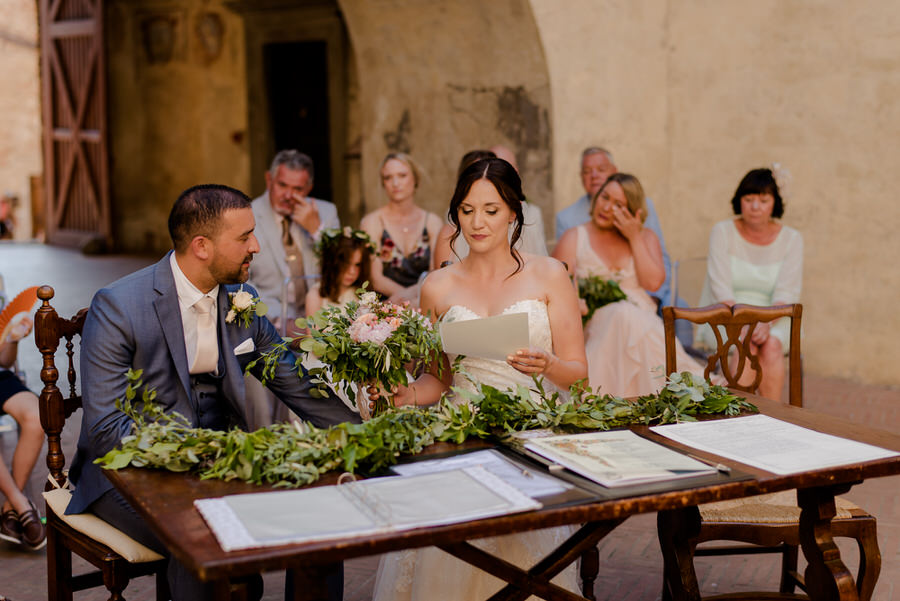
xmin=347 ymin=312 xmax=400 ymax=345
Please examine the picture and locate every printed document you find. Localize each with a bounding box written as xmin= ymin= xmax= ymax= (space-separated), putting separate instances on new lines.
xmin=391 ymin=449 xmax=571 ymax=498
xmin=651 ymin=414 xmax=899 ymax=475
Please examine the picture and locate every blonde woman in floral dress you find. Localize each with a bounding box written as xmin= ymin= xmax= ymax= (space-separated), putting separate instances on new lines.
xmin=360 ymin=153 xmax=443 ymax=306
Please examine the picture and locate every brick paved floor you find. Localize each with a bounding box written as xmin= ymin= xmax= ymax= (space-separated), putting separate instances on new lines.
xmin=1 ymin=243 xmax=897 ymax=600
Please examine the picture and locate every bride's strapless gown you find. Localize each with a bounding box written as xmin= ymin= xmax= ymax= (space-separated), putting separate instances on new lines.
xmin=371 ymin=299 xmax=580 ymax=601
xmin=574 ymin=225 xmax=713 ymax=396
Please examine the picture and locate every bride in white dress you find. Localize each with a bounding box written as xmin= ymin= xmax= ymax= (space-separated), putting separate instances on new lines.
xmin=372 ymin=157 xmax=588 ymax=601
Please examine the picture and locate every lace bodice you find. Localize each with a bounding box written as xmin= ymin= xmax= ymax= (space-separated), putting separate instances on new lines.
xmin=441 ymin=299 xmax=554 ymax=403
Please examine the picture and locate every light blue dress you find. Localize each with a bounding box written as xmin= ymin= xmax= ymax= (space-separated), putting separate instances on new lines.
xmin=698 ymin=219 xmax=804 ymax=350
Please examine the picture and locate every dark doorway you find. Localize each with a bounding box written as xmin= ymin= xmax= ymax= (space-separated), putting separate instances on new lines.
xmin=263 ymin=41 xmax=332 ymax=201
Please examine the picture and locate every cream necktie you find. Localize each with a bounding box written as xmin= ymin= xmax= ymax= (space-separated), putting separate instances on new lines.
xmin=191 ymin=295 xmax=218 ymax=374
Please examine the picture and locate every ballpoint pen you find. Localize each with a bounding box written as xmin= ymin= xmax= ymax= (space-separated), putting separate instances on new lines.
xmin=686 ymin=453 xmax=732 ymax=474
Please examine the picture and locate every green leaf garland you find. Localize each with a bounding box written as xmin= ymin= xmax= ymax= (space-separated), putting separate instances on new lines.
xmin=96 ymin=370 xmax=756 ymax=487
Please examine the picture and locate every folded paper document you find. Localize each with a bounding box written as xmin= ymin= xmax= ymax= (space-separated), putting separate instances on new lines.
xmin=439 ymin=312 xmax=530 ymax=361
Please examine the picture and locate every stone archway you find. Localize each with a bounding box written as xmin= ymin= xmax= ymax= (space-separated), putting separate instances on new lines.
xmin=238 ymin=1 xmax=357 ymax=222
xmin=101 ymin=0 xmax=552 ymax=252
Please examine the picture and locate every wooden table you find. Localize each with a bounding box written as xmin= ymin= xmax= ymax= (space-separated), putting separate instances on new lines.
xmin=105 ymin=395 xmax=900 ymax=601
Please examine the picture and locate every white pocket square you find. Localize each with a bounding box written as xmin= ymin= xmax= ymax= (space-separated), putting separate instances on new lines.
xmin=233 ymin=338 xmax=255 ymax=355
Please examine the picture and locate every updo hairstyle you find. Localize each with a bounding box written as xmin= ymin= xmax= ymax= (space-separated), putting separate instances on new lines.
xmin=447 ymin=158 xmax=525 ymax=274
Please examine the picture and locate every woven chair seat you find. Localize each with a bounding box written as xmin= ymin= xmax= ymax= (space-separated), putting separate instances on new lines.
xmin=43 ymin=487 xmax=164 ymax=563
xmin=700 ymin=490 xmax=859 ymax=524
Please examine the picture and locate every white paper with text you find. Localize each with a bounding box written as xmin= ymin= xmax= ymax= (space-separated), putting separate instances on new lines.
xmin=651 ymin=414 xmax=899 ymax=475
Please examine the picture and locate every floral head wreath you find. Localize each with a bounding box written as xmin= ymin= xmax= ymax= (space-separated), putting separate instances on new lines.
xmin=770 ymin=162 xmax=791 ymax=201
xmin=314 ymin=226 xmax=377 ymax=258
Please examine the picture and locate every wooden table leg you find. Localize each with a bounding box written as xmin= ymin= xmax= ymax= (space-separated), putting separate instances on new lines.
xmin=798 ymin=484 xmax=859 ymax=601
xmin=438 ymin=519 xmax=625 ymax=601
xmin=657 ymin=505 xmax=701 ymax=601
xmin=580 ymin=545 xmax=599 ymax=601
xmin=211 ymin=574 xmax=264 ymax=601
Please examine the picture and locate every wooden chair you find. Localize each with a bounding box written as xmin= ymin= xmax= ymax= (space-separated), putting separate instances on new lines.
xmin=34 ymin=285 xmax=170 ymax=601
xmin=660 ymin=303 xmax=881 ymax=601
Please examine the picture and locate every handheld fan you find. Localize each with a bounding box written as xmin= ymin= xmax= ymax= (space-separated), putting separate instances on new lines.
xmin=0 ymin=285 xmax=39 ymax=343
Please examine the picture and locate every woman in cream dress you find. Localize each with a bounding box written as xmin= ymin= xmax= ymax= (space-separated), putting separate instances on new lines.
xmin=372 ymin=158 xmax=587 ymax=601
xmin=698 ymin=167 xmax=803 ymax=401
xmin=553 ymin=173 xmax=711 ymax=397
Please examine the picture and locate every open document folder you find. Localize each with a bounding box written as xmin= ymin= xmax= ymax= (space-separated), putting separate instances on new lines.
xmin=522 ymin=430 xmax=717 ymax=488
xmin=194 ymin=467 xmax=541 ymax=552
xmin=439 ymin=311 xmax=530 ymax=361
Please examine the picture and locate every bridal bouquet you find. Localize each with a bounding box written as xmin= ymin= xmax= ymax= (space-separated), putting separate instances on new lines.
xmin=577 ymin=275 xmax=627 ymax=324
xmin=294 ymin=291 xmax=442 ymax=416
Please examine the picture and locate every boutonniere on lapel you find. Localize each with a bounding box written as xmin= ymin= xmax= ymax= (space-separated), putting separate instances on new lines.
xmin=225 ymin=286 xmax=267 ymax=327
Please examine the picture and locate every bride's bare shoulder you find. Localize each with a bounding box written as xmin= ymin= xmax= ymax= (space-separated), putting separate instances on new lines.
xmin=421 ymin=262 xmax=462 ymax=296
xmin=521 ymin=253 xmax=568 ymax=278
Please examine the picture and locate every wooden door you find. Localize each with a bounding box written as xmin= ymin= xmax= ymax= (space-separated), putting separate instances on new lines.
xmin=39 ymin=0 xmax=111 ymax=247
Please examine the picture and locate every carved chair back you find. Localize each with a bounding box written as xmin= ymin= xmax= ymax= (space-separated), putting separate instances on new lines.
xmin=34 ymin=285 xmax=88 ymax=489
xmin=662 ymin=303 xmax=802 ymax=407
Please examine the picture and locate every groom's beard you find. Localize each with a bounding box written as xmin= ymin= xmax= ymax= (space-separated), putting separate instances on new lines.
xmin=210 ymin=254 xmax=253 ymax=284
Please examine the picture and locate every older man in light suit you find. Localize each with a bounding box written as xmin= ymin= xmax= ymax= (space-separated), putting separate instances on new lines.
xmin=71 ymin=184 xmax=357 ymax=601
xmin=249 ymin=150 xmax=340 ymax=327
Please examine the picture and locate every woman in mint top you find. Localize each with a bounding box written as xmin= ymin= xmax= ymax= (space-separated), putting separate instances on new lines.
xmin=699 ymin=167 xmax=803 ymax=401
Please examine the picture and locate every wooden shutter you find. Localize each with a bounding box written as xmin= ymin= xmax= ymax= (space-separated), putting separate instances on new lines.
xmin=39 ymin=0 xmax=110 ymax=246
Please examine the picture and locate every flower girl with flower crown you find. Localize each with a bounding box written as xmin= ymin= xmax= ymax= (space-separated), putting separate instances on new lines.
xmin=301 ymin=228 xmax=376 ymax=414
xmin=305 ymin=227 xmax=374 ymax=315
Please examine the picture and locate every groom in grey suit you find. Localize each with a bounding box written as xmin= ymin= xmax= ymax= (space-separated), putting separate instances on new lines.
xmin=70 ymin=184 xmax=358 ymax=600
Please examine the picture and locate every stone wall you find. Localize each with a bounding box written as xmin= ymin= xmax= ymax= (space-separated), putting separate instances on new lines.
xmin=0 ymin=0 xmax=41 ymax=241
xmin=104 ymin=0 xmax=553 ymax=253
xmin=106 ymin=0 xmax=250 ymax=254
xmin=530 ymin=0 xmax=900 ymax=385
xmin=340 ymin=0 xmax=553 ymax=234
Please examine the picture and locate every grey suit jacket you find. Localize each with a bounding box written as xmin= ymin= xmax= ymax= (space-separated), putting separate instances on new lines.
xmin=249 ymin=192 xmax=340 ymax=320
xmin=68 ymin=253 xmax=359 ymax=514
